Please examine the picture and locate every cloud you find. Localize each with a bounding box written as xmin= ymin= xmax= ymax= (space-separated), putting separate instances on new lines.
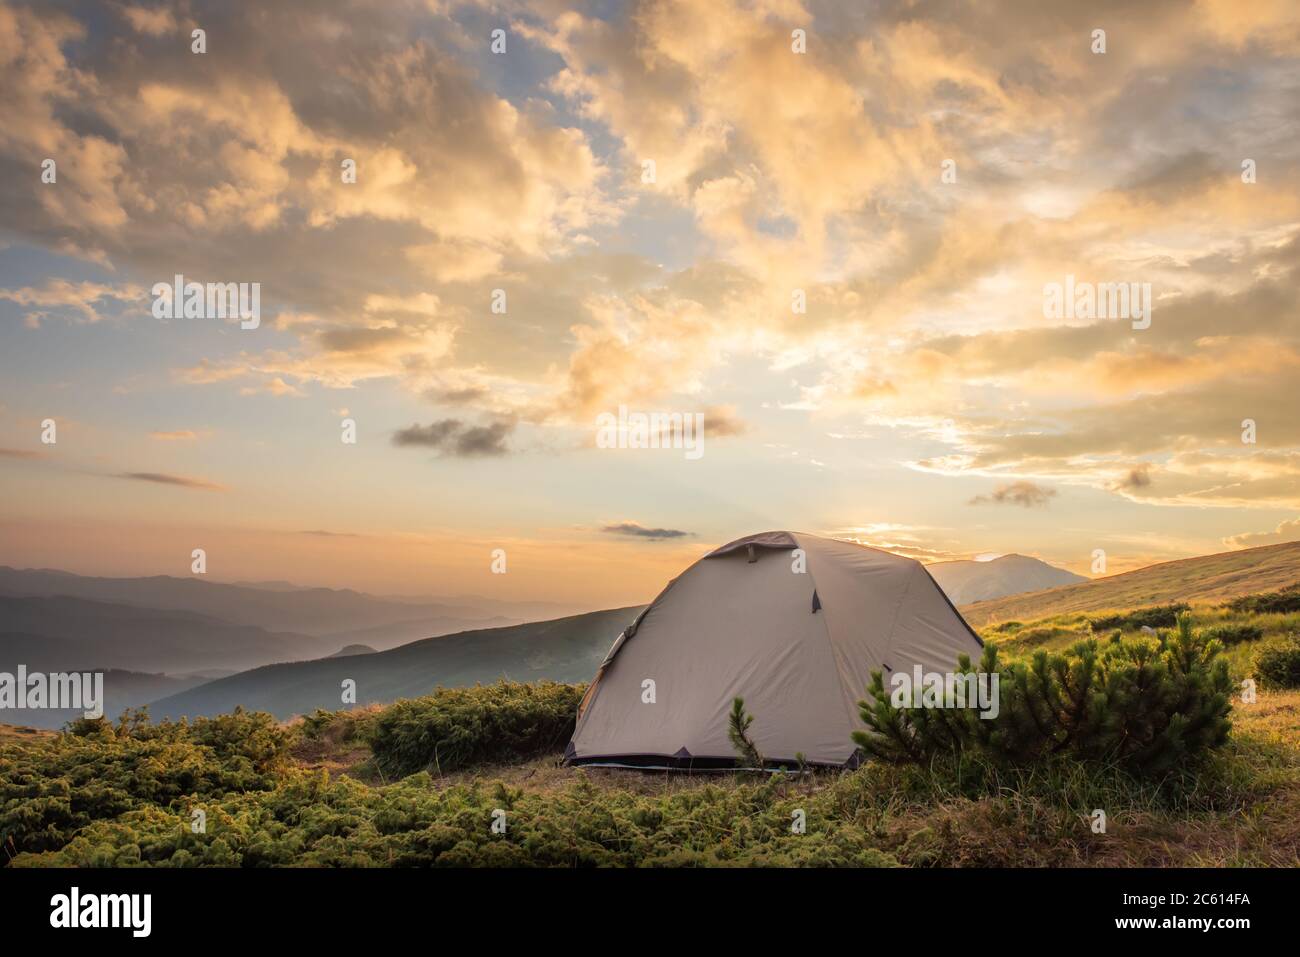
xmin=969 ymin=481 xmax=1057 ymax=508
xmin=826 ymin=525 xmax=968 ymax=563
xmin=118 ymin=471 xmax=225 ymax=491
xmin=392 ymin=418 xmax=514 ymax=457
xmin=601 ymin=521 xmax=692 ymax=541
xmin=1113 ymin=464 xmax=1153 ymax=490
xmin=1225 ymin=518 xmax=1300 ymax=549
xmin=702 ymin=405 xmax=748 ymax=438
xmin=424 ymin=385 xmax=489 ymax=406
xmin=149 ymin=430 xmax=198 ymax=441
xmin=0 ymin=448 xmax=44 ymax=459
xmin=239 ymin=377 xmax=306 ymax=398
xmin=119 ymin=5 xmax=176 ymax=37
xmin=300 ymin=529 xmax=360 ymax=538
xmin=0 ymin=279 xmax=143 ymax=324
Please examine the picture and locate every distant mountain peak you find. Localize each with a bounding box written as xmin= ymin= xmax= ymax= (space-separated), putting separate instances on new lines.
xmin=927 ymin=554 xmax=1086 ymax=606
xmin=329 ymin=643 xmax=377 ymax=658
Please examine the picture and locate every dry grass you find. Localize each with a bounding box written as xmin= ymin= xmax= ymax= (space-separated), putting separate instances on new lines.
xmin=0 ymin=724 xmax=55 ymax=747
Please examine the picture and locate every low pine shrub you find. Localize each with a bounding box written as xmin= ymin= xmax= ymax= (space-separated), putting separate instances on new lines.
xmin=1088 ymin=603 xmax=1189 ymax=632
xmin=854 ymin=615 xmax=1233 ymax=776
xmin=297 ymin=705 xmax=379 ymax=746
xmin=1204 ymin=623 xmax=1264 ymax=646
xmin=1226 ymin=585 xmax=1300 ymax=616
xmin=727 ymin=697 xmax=764 ymax=769
xmin=1255 ymin=638 xmax=1300 ymax=689
xmin=0 ymin=708 xmax=288 ymax=857
xmin=368 ymin=681 xmax=584 ymax=778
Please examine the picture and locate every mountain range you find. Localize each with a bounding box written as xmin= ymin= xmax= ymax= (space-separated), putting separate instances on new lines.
xmin=0 ymin=595 xmax=320 ymax=674
xmin=147 ymin=607 xmax=644 ymax=721
xmin=9 ymin=543 xmax=1293 ymax=727
xmin=0 ymin=566 xmax=572 ymax=649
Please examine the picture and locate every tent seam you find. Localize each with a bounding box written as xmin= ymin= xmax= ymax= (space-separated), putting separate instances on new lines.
xmin=801 ymin=537 xmax=863 ymax=752
xmin=877 ymin=562 xmax=922 ymax=675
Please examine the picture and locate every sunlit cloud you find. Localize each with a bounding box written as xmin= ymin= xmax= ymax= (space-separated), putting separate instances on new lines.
xmin=117 ymin=471 xmax=226 ymax=491
xmin=1 ymin=0 xmax=1298 ymax=599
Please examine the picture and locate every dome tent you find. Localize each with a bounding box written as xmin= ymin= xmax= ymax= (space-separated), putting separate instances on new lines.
xmin=565 ymin=531 xmax=984 ymax=769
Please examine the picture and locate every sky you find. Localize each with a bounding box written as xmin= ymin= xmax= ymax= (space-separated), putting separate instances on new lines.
xmin=1 ymin=0 xmax=1299 ymax=610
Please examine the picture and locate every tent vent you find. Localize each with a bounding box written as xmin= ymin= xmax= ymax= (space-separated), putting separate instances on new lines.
xmin=673 ymin=747 xmax=692 ymax=759
xmin=811 ymin=590 xmax=821 ymax=613
xmin=746 ymin=544 xmax=757 ymax=563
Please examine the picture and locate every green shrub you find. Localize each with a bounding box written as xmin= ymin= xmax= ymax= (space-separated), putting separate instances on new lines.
xmin=1227 ymin=586 xmax=1300 ymax=616
xmin=1255 ymin=638 xmax=1300 ymax=689
xmin=0 ymin=708 xmax=288 ymax=857
xmin=1088 ymin=603 xmax=1189 ymax=632
xmin=297 ymin=706 xmax=378 ymax=746
xmin=368 ymin=681 xmax=584 ymax=779
xmin=1204 ymin=623 xmax=1264 ymax=646
xmin=12 ymin=767 xmax=905 ymax=868
xmin=854 ymin=615 xmax=1233 ymax=776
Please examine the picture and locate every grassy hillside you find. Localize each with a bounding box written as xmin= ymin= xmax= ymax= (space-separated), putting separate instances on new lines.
xmin=147 ymin=606 xmax=644 ymax=721
xmin=961 ymin=540 xmax=1300 ymax=627
xmin=975 ymin=594 xmax=1299 ymax=689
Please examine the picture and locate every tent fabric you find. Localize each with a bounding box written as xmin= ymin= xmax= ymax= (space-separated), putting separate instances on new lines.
xmin=703 ymin=530 xmax=799 ymax=558
xmin=566 ymin=531 xmax=984 ymax=768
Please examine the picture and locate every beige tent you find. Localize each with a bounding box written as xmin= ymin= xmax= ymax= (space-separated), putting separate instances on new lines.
xmin=566 ymin=531 xmax=984 ymax=769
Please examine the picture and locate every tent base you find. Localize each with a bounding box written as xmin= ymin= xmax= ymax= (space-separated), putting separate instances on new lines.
xmin=565 ymin=751 xmax=863 ymax=772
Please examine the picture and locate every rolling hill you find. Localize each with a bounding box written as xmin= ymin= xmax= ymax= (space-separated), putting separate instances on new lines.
xmin=148 ymin=605 xmax=646 ymax=720
xmin=0 ymin=567 xmax=531 ymax=647
xmin=316 ymin=614 xmax=518 ymax=652
xmin=0 ymin=595 xmax=322 ymax=673
xmin=0 ymin=669 xmax=212 ymax=730
xmin=960 ymin=540 xmax=1300 ymax=627
xmin=927 ymin=554 xmax=1086 ymax=605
